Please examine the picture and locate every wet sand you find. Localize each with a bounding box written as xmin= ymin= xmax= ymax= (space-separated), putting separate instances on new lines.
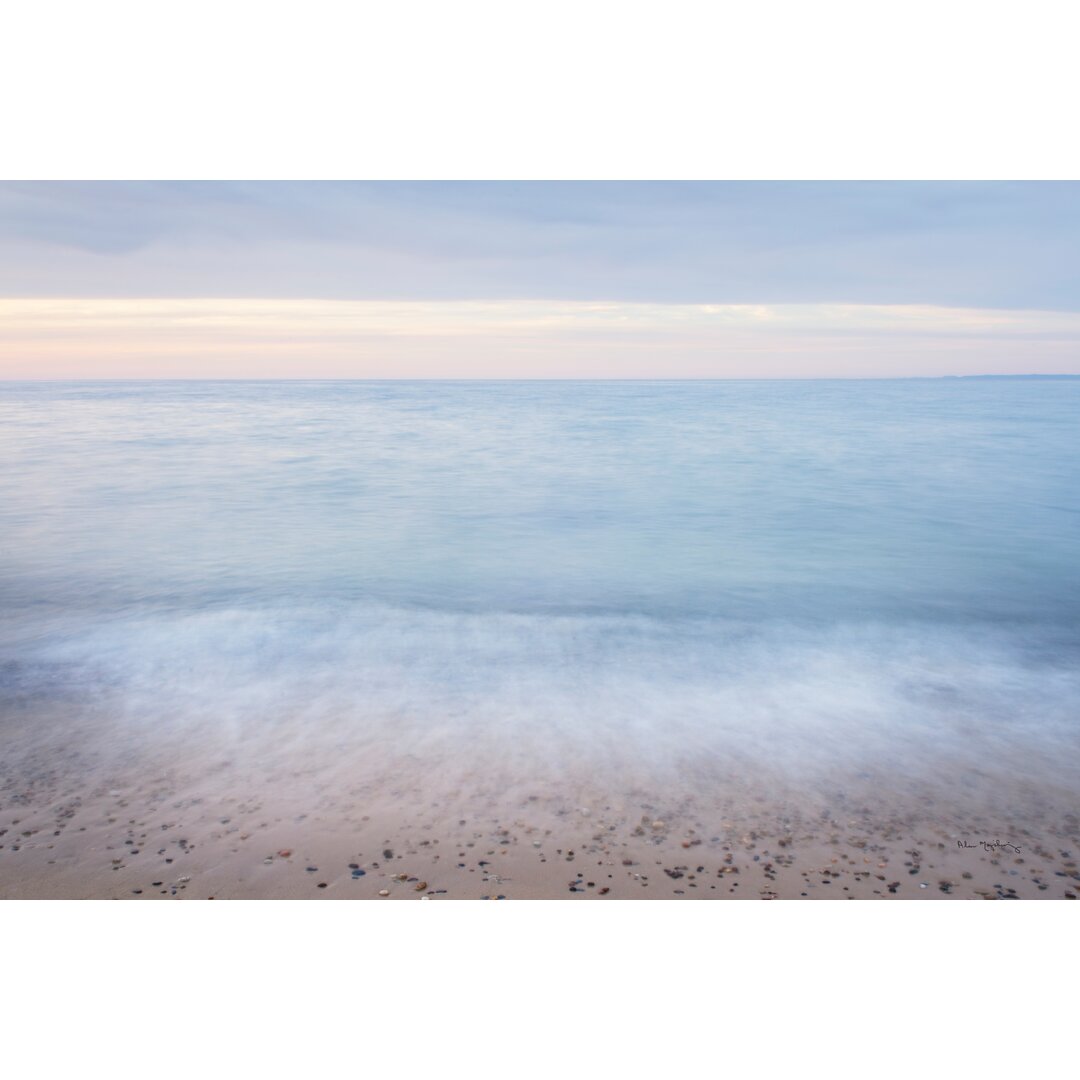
xmin=2 ymin=743 xmax=1076 ymax=899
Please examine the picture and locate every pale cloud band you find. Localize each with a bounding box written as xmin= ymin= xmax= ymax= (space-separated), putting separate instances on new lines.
xmin=2 ymin=298 xmax=1079 ymax=379
xmin=3 ymin=183 xmax=1079 ymax=377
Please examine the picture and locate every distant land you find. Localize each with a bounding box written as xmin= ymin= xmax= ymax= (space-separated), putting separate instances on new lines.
xmin=940 ymin=373 xmax=1080 ymax=380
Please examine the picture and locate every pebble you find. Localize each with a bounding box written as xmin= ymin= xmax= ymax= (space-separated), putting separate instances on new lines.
xmin=378 ymin=889 xmax=390 ymax=896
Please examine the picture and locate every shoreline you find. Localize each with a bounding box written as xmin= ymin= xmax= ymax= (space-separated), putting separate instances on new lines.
xmin=3 ymin=764 xmax=1076 ymax=900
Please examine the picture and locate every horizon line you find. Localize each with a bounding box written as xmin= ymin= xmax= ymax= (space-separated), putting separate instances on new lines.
xmin=4 ymin=374 xmax=1080 ymax=384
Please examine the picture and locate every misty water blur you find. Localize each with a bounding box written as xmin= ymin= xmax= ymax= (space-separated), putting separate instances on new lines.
xmin=1 ymin=380 xmax=1078 ymax=802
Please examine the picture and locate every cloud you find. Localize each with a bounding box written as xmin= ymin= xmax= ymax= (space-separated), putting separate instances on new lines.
xmin=1 ymin=182 xmax=1079 ymax=309
xmin=3 ymin=298 xmax=1078 ymax=379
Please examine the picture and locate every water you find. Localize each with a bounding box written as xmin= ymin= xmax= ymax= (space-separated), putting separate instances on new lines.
xmin=2 ymin=380 xmax=1078 ymax=805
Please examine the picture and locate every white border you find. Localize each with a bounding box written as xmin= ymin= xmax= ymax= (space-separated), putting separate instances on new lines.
xmin=1 ymin=1 xmax=1079 ymax=178
xmin=2 ymin=900 xmax=1074 ymax=1076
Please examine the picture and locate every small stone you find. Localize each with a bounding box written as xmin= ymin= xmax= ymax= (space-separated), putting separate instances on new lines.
xmin=415 ymin=881 xmax=428 ymax=891
xmin=277 ymin=849 xmax=292 ymax=858
xmin=378 ymin=889 xmax=390 ymax=896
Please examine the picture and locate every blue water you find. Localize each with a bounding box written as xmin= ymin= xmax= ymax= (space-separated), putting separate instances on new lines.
xmin=2 ymin=380 xmax=1078 ymax=794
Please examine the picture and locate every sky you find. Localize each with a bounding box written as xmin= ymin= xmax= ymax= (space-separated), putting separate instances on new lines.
xmin=1 ymin=181 xmax=1078 ymax=378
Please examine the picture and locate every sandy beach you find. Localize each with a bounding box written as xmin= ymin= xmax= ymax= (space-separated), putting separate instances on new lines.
xmin=3 ymin=727 xmax=1076 ymax=900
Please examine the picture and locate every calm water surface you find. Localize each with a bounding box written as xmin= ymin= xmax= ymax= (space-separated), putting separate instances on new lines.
xmin=2 ymin=380 xmax=1078 ymax=790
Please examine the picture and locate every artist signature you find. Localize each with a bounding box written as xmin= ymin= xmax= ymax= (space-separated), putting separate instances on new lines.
xmin=957 ymin=839 xmax=1022 ymax=854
